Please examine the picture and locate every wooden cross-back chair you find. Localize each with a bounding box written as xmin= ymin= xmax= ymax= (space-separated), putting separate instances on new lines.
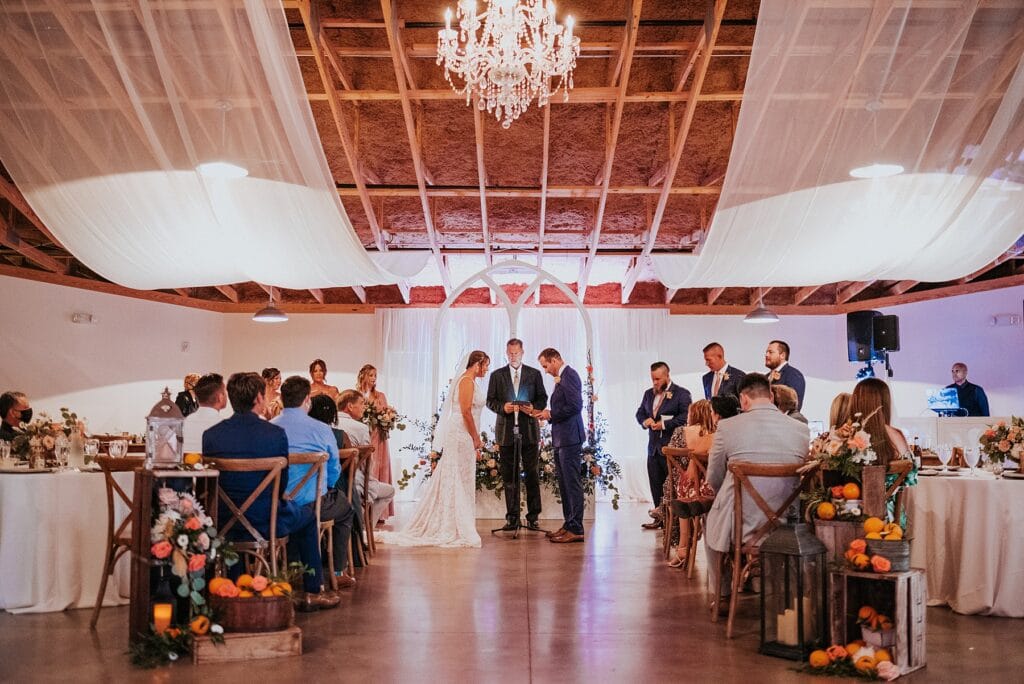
xmin=886 ymin=459 xmax=914 ymax=525
xmin=204 ymin=457 xmax=288 ymax=577
xmin=685 ymin=451 xmax=710 ymax=580
xmin=717 ymin=460 xmax=820 ymax=638
xmin=284 ymin=452 xmax=331 ymax=587
xmin=338 ymin=447 xmax=366 ymax=571
xmin=90 ymin=455 xmax=144 ymax=629
xmin=661 ymin=447 xmax=691 ymax=560
xmin=355 ymin=444 xmax=377 ymax=555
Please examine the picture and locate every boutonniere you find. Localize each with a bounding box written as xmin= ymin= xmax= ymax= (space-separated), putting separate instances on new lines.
xmin=665 ymin=391 xmax=673 ymax=400
xmin=722 ymin=372 xmax=730 ymax=382
xmin=553 ymin=376 xmax=561 ymax=384
xmin=769 ymin=370 xmax=781 ymax=382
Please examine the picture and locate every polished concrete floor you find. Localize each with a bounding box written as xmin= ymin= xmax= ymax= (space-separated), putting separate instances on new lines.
xmin=1 ymin=503 xmax=1021 ymax=682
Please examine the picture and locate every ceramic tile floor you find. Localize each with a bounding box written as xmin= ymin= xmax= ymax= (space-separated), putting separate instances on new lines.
xmin=1 ymin=503 xmax=1020 ymax=682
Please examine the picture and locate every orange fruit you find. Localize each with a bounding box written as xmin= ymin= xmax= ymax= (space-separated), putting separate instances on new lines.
xmin=236 ymin=573 xmax=254 ymax=590
xmin=208 ymin=577 xmax=230 ymax=594
xmin=883 ymin=529 xmax=903 ymax=541
xmin=190 ymin=615 xmax=210 ymax=635
xmin=816 ymin=502 xmax=836 ymax=520
xmin=852 ymin=553 xmax=870 ymax=570
xmin=271 ymin=581 xmax=292 ymax=597
xmin=846 ymin=641 xmax=866 ymax=657
xmin=842 ymin=482 xmax=861 ymax=499
xmin=184 ymin=453 xmax=202 ymax=465
xmin=876 ymin=615 xmax=893 ymax=630
xmin=857 ymin=605 xmax=877 ymax=622
xmin=865 ymin=532 xmax=883 ymax=540
xmin=808 ymin=650 xmax=831 ymax=668
xmin=854 ymin=655 xmax=877 ymax=673
xmin=260 ymin=588 xmax=275 ymax=597
xmin=238 ymin=589 xmax=254 ymax=598
xmin=874 ymin=648 xmax=892 ymax=663
xmin=863 ymin=517 xmax=885 ymax=534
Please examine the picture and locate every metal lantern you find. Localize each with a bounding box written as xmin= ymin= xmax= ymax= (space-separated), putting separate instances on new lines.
xmin=759 ymin=513 xmax=828 ymax=660
xmin=145 ymin=387 xmax=184 ymax=469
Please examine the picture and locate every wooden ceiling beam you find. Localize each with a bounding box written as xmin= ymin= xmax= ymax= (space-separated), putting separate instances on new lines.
xmin=622 ymin=0 xmax=728 ymax=304
xmin=837 ymin=280 xmax=874 ymax=304
xmin=793 ymin=285 xmax=823 ymax=304
xmin=214 ymin=285 xmax=239 ymax=303
xmin=337 ymin=185 xmax=722 ymax=199
xmin=0 ymin=213 xmax=68 ymax=274
xmin=321 ymin=87 xmax=742 ymax=103
xmin=536 ymin=105 xmax=551 ymax=305
xmin=309 ymin=39 xmax=753 ymax=58
xmin=308 ymin=288 xmax=324 ymax=303
xmin=707 ymin=286 xmax=725 ymax=305
xmin=0 ymin=177 xmax=60 ymax=247
xmin=174 ymin=288 xmax=191 ymax=297
xmin=886 ymin=280 xmax=918 ymax=296
xmin=955 ymin=246 xmax=1024 ymax=283
xmin=578 ymin=0 xmax=644 ymax=303
xmin=380 ymin=0 xmax=451 ymax=293
xmin=666 ymin=288 xmax=679 ymax=304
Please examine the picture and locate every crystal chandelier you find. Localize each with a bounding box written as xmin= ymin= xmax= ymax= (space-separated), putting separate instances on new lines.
xmin=437 ymin=0 xmax=581 ymax=128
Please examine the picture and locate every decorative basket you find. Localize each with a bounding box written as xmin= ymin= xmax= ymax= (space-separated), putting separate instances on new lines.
xmin=209 ymin=595 xmax=293 ymax=633
xmin=861 ymin=625 xmax=897 ymax=648
xmin=866 ymin=538 xmax=911 ymax=572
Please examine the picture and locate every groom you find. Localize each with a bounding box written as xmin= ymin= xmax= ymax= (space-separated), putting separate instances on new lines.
xmin=486 ymin=338 xmax=548 ymax=532
xmin=536 ymin=347 xmax=586 ymax=544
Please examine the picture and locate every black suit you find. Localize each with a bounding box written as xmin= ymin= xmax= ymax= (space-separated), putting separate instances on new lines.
xmin=175 ymin=390 xmax=199 ymax=418
xmin=486 ymin=364 xmax=548 ymax=525
xmin=766 ymin=364 xmax=806 ymax=410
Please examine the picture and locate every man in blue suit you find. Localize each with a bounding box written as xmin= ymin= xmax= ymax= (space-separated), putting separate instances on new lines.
xmin=636 ymin=362 xmax=692 ymax=529
xmin=701 ymin=342 xmax=745 ymax=399
xmin=535 ymin=348 xmax=586 ymax=544
xmin=764 ymin=340 xmax=806 ymax=411
xmin=203 ymin=372 xmax=339 ymax=611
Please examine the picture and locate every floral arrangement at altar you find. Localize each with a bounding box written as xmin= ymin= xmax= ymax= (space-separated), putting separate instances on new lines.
xmin=361 ymin=401 xmax=406 ymax=438
xmin=979 ymin=416 xmax=1023 ymax=464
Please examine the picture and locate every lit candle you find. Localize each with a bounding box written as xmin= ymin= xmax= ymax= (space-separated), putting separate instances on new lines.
xmin=445 ymin=7 xmax=452 ymax=31
xmin=153 ymin=603 xmax=172 ymax=634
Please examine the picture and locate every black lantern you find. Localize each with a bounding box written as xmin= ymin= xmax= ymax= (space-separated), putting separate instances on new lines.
xmin=759 ymin=513 xmax=828 ymax=660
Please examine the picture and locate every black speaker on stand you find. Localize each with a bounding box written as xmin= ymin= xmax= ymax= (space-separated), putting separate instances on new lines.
xmin=846 ymin=310 xmax=881 ymax=362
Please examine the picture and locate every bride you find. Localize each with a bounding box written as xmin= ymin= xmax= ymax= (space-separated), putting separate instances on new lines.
xmin=378 ymin=350 xmax=489 ymax=548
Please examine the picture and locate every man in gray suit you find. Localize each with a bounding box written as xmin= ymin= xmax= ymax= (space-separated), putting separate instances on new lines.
xmin=704 ymin=373 xmax=809 ymax=609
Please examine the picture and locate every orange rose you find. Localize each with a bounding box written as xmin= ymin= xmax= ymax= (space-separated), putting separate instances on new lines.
xmin=216 ymin=582 xmax=240 ymax=598
xmin=590 ymin=465 xmax=602 ymax=475
xmin=251 ymin=575 xmax=269 ymax=592
xmin=151 ymin=541 xmax=173 ymax=559
xmin=984 ymin=430 xmax=996 ymax=438
xmin=825 ymin=645 xmax=849 ymax=662
xmin=999 ymin=440 xmax=1011 ymax=453
xmin=848 ymin=539 xmax=867 ymax=555
xmin=187 ymin=553 xmax=206 ymax=572
xmin=830 ymin=485 xmax=846 ymax=499
xmin=871 ymin=555 xmax=891 ymax=573
xmin=185 ymin=516 xmax=203 ymax=531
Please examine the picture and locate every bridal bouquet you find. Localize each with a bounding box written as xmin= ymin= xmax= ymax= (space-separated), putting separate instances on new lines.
xmin=979 ymin=416 xmax=1024 ymax=464
xmin=362 ymin=401 xmax=406 ymax=438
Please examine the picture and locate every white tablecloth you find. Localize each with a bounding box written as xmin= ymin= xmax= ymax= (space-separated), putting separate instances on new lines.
xmin=0 ymin=470 xmax=133 ymax=614
xmin=910 ymin=474 xmax=1024 ymax=617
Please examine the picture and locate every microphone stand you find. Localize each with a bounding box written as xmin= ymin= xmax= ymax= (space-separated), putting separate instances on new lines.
xmin=492 ymin=402 xmax=547 ymax=538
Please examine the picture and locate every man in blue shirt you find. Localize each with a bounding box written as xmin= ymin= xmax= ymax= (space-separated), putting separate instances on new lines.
xmin=273 ymin=376 xmax=356 ymax=589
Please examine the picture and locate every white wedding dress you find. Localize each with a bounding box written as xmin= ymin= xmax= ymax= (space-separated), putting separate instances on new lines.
xmin=378 ymin=375 xmax=482 ymax=548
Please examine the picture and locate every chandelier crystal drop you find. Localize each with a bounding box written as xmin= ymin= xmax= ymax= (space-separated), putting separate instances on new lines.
xmin=437 ymin=0 xmax=581 ymax=128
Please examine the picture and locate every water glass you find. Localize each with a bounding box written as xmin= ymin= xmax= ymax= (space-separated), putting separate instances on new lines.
xmin=55 ymin=443 xmax=70 ymax=470
xmin=109 ymin=439 xmax=128 ymax=459
xmin=83 ymin=438 xmax=99 ymax=463
xmin=936 ymin=444 xmax=952 ymax=472
xmin=0 ymin=440 xmax=11 ymax=468
xmin=964 ymin=446 xmax=980 ymax=476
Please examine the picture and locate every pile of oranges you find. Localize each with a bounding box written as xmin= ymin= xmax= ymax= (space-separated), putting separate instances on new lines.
xmin=864 ymin=516 xmax=903 ymax=541
xmin=807 ymin=641 xmax=893 ymax=674
xmin=843 ymin=538 xmax=891 ymax=573
xmin=815 ymin=482 xmax=861 ymax=520
xmin=208 ymin=574 xmax=292 ymax=599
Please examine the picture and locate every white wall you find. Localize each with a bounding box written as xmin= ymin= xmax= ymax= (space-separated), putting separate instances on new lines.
xmin=0 ymin=275 xmax=223 ymax=433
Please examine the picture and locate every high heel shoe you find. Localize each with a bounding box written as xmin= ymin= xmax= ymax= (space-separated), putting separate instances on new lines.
xmin=667 ymin=549 xmax=689 ymax=568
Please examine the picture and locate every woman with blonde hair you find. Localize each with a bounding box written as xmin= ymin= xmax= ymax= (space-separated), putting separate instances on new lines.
xmin=829 ymin=392 xmax=852 ymax=430
xmin=666 ymin=399 xmax=718 ymax=568
xmin=357 ymin=363 xmax=397 ymax=523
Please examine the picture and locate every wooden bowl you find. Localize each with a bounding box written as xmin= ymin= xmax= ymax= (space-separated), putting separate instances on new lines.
xmin=209 ymin=595 xmax=293 ymax=633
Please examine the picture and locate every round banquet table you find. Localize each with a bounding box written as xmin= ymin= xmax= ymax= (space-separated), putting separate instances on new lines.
xmin=909 ymin=472 xmax=1024 ymax=617
xmin=0 ymin=469 xmax=133 ymax=614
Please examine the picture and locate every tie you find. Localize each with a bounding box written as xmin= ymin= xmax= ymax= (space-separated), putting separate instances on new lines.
xmin=712 ymin=372 xmax=722 ymax=397
xmin=512 ymin=367 xmax=520 ymax=396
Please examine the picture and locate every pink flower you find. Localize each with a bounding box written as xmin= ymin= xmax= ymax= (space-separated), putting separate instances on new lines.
xmin=999 ymin=440 xmax=1011 ymax=453
xmin=197 ymin=532 xmax=210 ymax=550
xmin=179 ymin=498 xmax=194 ymax=514
xmin=185 ymin=516 xmax=203 ymax=531
xmin=251 ymin=576 xmax=269 ymax=592
xmin=876 ymin=660 xmax=900 ymax=681
xmin=151 ymin=541 xmax=173 ymax=559
xmin=187 ymin=553 xmax=206 ymax=572
xmin=158 ymin=488 xmax=178 ymax=506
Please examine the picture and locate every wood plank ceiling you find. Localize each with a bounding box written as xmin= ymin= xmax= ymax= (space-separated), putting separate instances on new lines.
xmin=0 ymin=0 xmax=1022 ymax=314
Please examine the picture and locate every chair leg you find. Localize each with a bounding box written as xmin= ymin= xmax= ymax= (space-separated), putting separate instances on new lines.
xmin=687 ymin=518 xmax=701 ymax=580
xmin=726 ymin=552 xmax=744 ymax=639
xmin=89 ymin=547 xmax=116 ymax=630
xmin=326 ymin=527 xmax=337 ymax=590
xmin=663 ymin=506 xmax=675 ymax=559
xmin=364 ymin=501 xmax=377 ymax=555
xmin=356 ymin=532 xmax=368 ymax=567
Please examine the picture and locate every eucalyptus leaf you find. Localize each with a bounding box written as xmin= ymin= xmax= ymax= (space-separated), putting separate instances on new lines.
xmin=176 ymin=584 xmax=189 ymax=598
xmin=192 ymin=577 xmax=206 ymax=591
xmin=191 ymin=591 xmax=205 ymax=606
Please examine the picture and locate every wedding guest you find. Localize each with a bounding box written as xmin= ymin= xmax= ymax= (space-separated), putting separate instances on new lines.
xmin=772 ymin=384 xmax=809 ymax=425
xmin=704 ymin=373 xmax=808 ymax=614
xmin=710 ymin=394 xmax=740 ymax=422
xmin=203 ymin=372 xmax=339 ymax=611
xmin=946 ymin=362 xmax=990 ymax=417
xmin=849 ymin=378 xmax=910 ymax=467
xmin=666 ymin=399 xmax=717 ymax=569
xmin=336 ymin=390 xmax=396 ymax=528
xmin=174 ymin=373 xmax=201 ymax=417
xmin=309 ymin=394 xmax=362 ymax=566
xmin=764 ymin=340 xmax=806 ymax=410
xmin=536 ymin=348 xmax=587 ymax=544
xmin=309 ymin=359 xmax=340 ymax=401
xmin=0 ymin=391 xmax=31 ymax=441
xmin=829 ymin=392 xmax=852 ymax=429
xmin=182 ymin=374 xmax=225 ymax=454
xmin=273 ymin=376 xmax=356 ymax=588
xmin=261 ymin=367 xmax=283 ymax=420
xmin=357 ymin=364 xmax=396 ymax=522
xmin=635 ymin=362 xmax=692 ymax=530
xmin=702 ymin=343 xmax=745 ymax=399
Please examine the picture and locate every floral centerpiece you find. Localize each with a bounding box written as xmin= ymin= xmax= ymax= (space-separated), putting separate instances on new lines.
xmin=362 ymin=401 xmax=406 ymax=439
xmin=804 ymin=412 xmax=879 ymax=523
xmin=979 ymin=417 xmax=1023 ymax=464
xmin=9 ymin=406 xmax=85 ymax=463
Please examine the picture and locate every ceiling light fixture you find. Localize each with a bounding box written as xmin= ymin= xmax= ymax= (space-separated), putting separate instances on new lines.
xmin=743 ymin=292 xmax=780 ymax=324
xmin=437 ymin=0 xmax=580 ymax=128
xmin=252 ymin=293 xmax=288 ymax=323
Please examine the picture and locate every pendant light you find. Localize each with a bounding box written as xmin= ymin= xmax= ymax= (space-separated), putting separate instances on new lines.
xmin=744 ymin=289 xmax=780 ymax=324
xmin=252 ymin=291 xmax=288 ymax=323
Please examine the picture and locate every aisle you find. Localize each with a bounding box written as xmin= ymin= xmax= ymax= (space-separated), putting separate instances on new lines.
xmin=1 ymin=503 xmax=1020 ymax=681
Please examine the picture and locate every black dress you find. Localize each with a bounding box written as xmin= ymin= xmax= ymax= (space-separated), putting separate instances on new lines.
xmin=174 ymin=391 xmax=198 ymax=418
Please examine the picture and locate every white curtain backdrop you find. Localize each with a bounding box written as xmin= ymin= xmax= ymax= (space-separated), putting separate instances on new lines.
xmin=654 ymin=1 xmax=1024 ymax=288
xmin=0 ymin=0 xmax=422 ymax=289
xmin=378 ymin=307 xmax=676 ymax=503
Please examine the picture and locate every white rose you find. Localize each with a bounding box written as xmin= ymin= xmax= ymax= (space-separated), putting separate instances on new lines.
xmin=211 ymin=624 xmax=224 ymax=635
xmin=584 ymin=453 xmax=593 ymax=462
xmin=177 ymin=534 xmax=189 ymax=548
xmin=168 ymin=652 xmax=179 ymax=661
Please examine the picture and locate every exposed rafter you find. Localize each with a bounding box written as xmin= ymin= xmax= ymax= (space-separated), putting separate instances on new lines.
xmin=837 ymin=280 xmax=874 ymax=304
xmin=0 ymin=213 xmax=68 ymax=274
xmin=535 ymin=105 xmax=551 ymax=305
xmin=214 ymin=285 xmax=239 ymax=303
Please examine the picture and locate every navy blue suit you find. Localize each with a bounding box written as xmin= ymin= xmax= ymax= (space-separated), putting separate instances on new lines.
xmin=702 ymin=365 xmax=745 ymax=399
xmin=767 ymin=364 xmax=806 ymax=411
xmin=549 ymin=365 xmax=586 ymax=535
xmin=203 ymin=411 xmax=323 ymax=593
xmin=635 ymin=382 xmax=692 ymax=507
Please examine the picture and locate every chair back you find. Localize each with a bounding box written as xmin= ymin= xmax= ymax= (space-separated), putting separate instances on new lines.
xmin=95 ymin=455 xmax=143 ymax=543
xmin=338 ymin=447 xmax=360 ymax=496
xmin=204 ymin=457 xmax=287 ymax=547
xmin=662 ymin=446 xmax=691 ymax=484
xmin=728 ymin=460 xmax=820 ymax=551
xmin=356 ymin=444 xmax=375 ymax=485
xmin=886 ymin=458 xmax=914 ymax=524
xmin=285 ymin=452 xmax=327 ymax=522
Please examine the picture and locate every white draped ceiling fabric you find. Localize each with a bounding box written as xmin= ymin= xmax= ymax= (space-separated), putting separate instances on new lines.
xmin=654 ymin=0 xmax=1024 ymax=289
xmin=0 ymin=0 xmax=425 ymax=290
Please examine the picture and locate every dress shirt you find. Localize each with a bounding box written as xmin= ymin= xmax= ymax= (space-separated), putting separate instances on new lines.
xmin=336 ymin=413 xmax=371 ymax=447
xmin=272 ymin=408 xmax=340 ymax=506
xmin=182 ymin=406 xmax=222 ymax=454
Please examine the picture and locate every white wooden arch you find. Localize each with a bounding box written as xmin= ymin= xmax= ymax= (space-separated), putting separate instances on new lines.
xmin=430 ymin=260 xmax=594 ymax=403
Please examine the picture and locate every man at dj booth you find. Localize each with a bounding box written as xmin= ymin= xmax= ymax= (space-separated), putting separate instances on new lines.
xmin=945 ymin=362 xmax=990 ymax=417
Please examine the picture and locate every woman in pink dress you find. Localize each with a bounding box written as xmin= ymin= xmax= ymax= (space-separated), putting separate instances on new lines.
xmin=357 ymin=364 xmax=394 ymax=523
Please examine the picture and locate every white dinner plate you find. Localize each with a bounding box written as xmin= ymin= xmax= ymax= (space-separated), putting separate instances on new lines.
xmin=1003 ymin=471 xmax=1024 ymax=480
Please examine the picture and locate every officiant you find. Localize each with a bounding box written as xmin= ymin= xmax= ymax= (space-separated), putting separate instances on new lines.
xmin=486 ymin=338 xmax=548 ymax=532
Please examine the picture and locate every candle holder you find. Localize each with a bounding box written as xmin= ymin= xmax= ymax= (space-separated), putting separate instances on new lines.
xmin=152 ymin=571 xmax=175 ymax=635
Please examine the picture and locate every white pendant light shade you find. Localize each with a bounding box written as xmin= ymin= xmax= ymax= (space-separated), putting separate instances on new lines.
xmin=252 ymin=296 xmax=288 ymax=323
xmin=744 ymin=303 xmax=780 ymax=324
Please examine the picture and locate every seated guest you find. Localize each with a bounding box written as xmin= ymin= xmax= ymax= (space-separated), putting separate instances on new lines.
xmin=182 ymin=374 xmax=225 ymax=454
xmin=704 ymin=373 xmax=809 ymax=613
xmin=0 ymin=391 xmax=31 ymax=441
xmin=308 ymin=394 xmax=363 ymax=565
xmin=174 ymin=373 xmax=201 ymax=418
xmin=203 ymin=372 xmax=339 ymax=611
xmin=666 ymin=399 xmax=718 ymax=569
xmin=829 ymin=392 xmax=852 ymax=430
xmin=272 ymin=376 xmax=356 ymax=588
xmin=336 ymin=389 xmax=396 ymax=527
xmin=772 ymin=384 xmax=808 ymax=424
xmin=261 ymin=367 xmax=284 ymax=420
xmin=710 ymin=394 xmax=740 ymax=422
xmin=849 ymin=378 xmax=910 ymax=467
xmin=309 ymin=358 xmax=340 ymax=401
xmin=947 ymin=362 xmax=990 ymax=417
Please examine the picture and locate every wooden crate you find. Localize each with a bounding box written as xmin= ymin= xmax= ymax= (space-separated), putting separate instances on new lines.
xmin=813 ymin=520 xmax=862 ymax=563
xmin=193 ymin=625 xmax=302 ymax=664
xmin=830 ymin=569 xmax=926 ymax=676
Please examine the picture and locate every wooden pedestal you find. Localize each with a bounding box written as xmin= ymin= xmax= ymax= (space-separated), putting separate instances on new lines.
xmin=192 ymin=625 xmax=302 ymax=664
xmin=813 ymin=520 xmax=862 ymax=563
xmin=830 ymin=569 xmax=926 ymax=675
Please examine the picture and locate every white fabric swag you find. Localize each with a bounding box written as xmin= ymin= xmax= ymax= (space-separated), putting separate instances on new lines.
xmin=0 ymin=0 xmax=424 ymax=289
xmin=654 ymin=1 xmax=1024 ymax=288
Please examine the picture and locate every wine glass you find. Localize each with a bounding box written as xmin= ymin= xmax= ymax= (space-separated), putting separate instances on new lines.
xmin=109 ymin=439 xmax=127 ymax=459
xmin=964 ymin=446 xmax=980 ymax=476
xmin=0 ymin=440 xmax=11 ymax=468
xmin=936 ymin=443 xmax=952 ymax=472
xmin=83 ymin=439 xmax=99 ymax=464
